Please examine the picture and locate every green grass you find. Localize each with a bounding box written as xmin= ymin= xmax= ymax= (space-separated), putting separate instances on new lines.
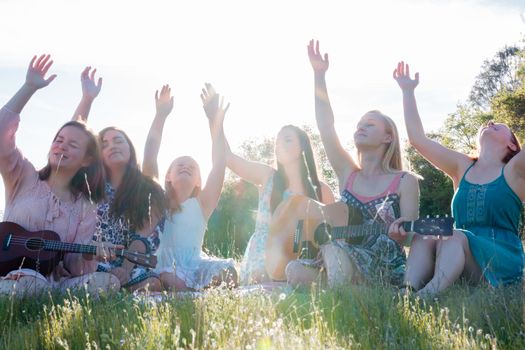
xmin=1 ymin=282 xmax=523 ymax=349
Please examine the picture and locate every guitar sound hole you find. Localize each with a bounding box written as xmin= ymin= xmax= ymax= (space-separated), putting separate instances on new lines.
xmin=26 ymin=238 xmax=45 ymax=251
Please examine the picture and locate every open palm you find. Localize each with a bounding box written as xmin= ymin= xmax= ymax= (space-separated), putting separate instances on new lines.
xmin=393 ymin=61 xmax=419 ymax=90
xmin=308 ymin=39 xmax=329 ymax=74
xmin=25 ymin=54 xmax=57 ymax=89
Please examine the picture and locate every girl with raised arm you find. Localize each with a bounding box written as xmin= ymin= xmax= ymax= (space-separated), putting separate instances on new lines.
xmin=143 ymin=84 xmax=237 ymax=291
xmin=393 ymin=62 xmax=524 ymax=295
xmin=71 ymin=68 xmax=167 ymax=292
xmin=227 ymin=124 xmax=335 ymax=285
xmin=0 ymin=55 xmax=119 ymax=295
xmin=291 ymin=40 xmax=420 ymax=288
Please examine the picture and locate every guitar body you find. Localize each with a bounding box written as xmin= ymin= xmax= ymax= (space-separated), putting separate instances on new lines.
xmin=266 ymin=195 xmax=361 ymax=281
xmin=0 ymin=222 xmax=61 ymax=277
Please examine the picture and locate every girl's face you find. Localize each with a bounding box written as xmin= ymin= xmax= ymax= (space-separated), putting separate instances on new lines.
xmin=100 ymin=130 xmax=131 ymax=170
xmin=166 ymin=156 xmax=201 ymax=191
xmin=479 ymin=121 xmax=515 ymax=147
xmin=353 ymin=113 xmax=391 ymax=148
xmin=49 ymin=125 xmax=92 ymax=172
xmin=275 ymin=127 xmax=302 ymax=165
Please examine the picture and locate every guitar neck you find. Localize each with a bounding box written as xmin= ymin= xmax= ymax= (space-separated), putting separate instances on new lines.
xmin=329 ymin=221 xmax=415 ymax=240
xmin=43 ymin=240 xmax=124 ymax=257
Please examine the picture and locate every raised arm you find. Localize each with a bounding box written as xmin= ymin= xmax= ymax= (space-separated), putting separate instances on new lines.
xmin=142 ymin=84 xmax=174 ymax=179
xmin=393 ymin=62 xmax=471 ymax=184
xmin=1 ymin=55 xmax=56 ymax=196
xmin=198 ymin=83 xmax=229 ymax=220
xmin=203 ymin=85 xmax=274 ymax=187
xmin=5 ymin=54 xmax=57 ymax=114
xmin=71 ymin=67 xmax=102 ymax=122
xmin=308 ymin=40 xmax=359 ymax=183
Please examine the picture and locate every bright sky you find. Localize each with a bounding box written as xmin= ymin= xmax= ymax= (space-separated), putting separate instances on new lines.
xmin=0 ymin=0 xmax=524 ymax=209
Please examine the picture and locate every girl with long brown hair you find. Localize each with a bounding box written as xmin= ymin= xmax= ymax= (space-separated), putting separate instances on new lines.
xmin=0 ymin=55 xmax=118 ymax=295
xmin=72 ymin=68 xmax=166 ymax=292
xmin=392 ymin=61 xmax=524 ymax=295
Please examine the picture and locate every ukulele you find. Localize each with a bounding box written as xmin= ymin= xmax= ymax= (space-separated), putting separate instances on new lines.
xmin=0 ymin=221 xmax=157 ymax=277
xmin=266 ymin=195 xmax=454 ymax=281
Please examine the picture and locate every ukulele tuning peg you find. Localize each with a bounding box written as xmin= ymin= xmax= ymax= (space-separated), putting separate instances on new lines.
xmin=432 ymin=235 xmax=439 ymax=240
xmin=426 ymin=215 xmax=430 ymax=219
xmin=445 ymin=214 xmax=449 ymax=218
xmin=436 ymin=215 xmax=440 ymax=218
xmin=422 ymin=235 xmax=429 ymax=240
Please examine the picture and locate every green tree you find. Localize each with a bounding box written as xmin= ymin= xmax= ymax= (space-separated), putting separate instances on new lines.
xmin=469 ymin=45 xmax=524 ymax=111
xmin=405 ymin=135 xmax=454 ymax=217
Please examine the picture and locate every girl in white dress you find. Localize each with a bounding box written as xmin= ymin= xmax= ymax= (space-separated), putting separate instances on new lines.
xmin=143 ymin=84 xmax=237 ymax=291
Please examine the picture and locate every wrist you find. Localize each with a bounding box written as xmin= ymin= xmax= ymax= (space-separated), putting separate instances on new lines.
xmin=81 ymin=95 xmax=96 ymax=103
xmin=155 ymin=112 xmax=169 ymax=120
xmin=21 ymin=82 xmax=39 ymax=94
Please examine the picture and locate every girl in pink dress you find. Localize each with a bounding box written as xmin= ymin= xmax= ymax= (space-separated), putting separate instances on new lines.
xmin=0 ymin=55 xmax=119 ymax=296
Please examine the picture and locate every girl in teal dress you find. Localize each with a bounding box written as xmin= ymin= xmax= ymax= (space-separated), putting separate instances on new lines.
xmin=392 ymin=61 xmax=524 ymax=295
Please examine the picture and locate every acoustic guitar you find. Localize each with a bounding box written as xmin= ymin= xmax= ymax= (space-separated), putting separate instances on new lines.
xmin=266 ymin=195 xmax=454 ymax=281
xmin=0 ymin=221 xmax=157 ymax=277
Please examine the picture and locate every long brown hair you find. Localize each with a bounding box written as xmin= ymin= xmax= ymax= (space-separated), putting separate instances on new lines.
xmin=270 ymin=125 xmax=322 ymax=213
xmin=39 ymin=121 xmax=105 ymax=202
xmin=473 ymin=123 xmax=522 ymax=164
xmin=503 ymin=130 xmax=521 ymax=163
xmin=99 ymin=127 xmax=167 ymax=230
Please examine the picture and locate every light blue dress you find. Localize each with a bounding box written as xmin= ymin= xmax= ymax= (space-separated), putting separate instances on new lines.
xmin=452 ymin=163 xmax=524 ymax=287
xmin=155 ymin=197 xmax=236 ymax=290
xmin=240 ymin=176 xmax=293 ymax=285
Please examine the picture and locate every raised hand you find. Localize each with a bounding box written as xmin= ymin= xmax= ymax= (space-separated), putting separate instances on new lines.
xmin=5 ymin=54 xmax=58 ymax=113
xmin=80 ymin=66 xmax=102 ymax=101
xmin=155 ymin=84 xmax=174 ymax=119
xmin=308 ymin=39 xmax=329 ymax=74
xmin=200 ymin=83 xmax=220 ymax=121
xmin=25 ymin=54 xmax=57 ymax=90
xmin=393 ymin=61 xmax=419 ymax=91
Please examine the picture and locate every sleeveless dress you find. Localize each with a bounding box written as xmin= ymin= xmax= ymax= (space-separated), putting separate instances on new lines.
xmin=94 ymin=183 xmax=165 ymax=288
xmin=154 ymin=197 xmax=236 ymax=290
xmin=452 ymin=163 xmax=524 ymax=286
xmin=239 ymin=176 xmax=294 ymax=285
xmin=333 ymin=171 xmax=407 ymax=286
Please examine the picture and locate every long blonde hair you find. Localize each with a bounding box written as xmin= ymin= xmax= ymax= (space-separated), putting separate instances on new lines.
xmin=360 ymin=110 xmax=403 ymax=172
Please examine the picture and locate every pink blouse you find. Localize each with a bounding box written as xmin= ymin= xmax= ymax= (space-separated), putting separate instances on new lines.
xmin=0 ymin=107 xmax=98 ymax=278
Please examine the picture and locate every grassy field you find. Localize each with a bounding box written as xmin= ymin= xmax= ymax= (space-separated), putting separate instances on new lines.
xmin=0 ymin=281 xmax=523 ymax=350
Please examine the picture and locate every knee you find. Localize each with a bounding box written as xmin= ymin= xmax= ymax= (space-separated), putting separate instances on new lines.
xmin=144 ymin=277 xmax=162 ymax=292
xmin=444 ymin=230 xmax=468 ymax=247
xmin=285 ymin=261 xmax=302 ymax=285
xmin=90 ymin=272 xmax=121 ymax=293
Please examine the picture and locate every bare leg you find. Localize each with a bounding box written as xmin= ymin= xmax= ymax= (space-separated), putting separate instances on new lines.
xmin=127 ymin=277 xmax=163 ymax=293
xmin=0 ymin=276 xmax=50 ymax=296
xmin=418 ymin=230 xmax=482 ymax=296
xmin=321 ymin=244 xmax=362 ymax=288
xmin=61 ymin=272 xmax=120 ymax=294
xmin=159 ymin=271 xmax=191 ymax=291
xmin=404 ymin=235 xmax=438 ymax=290
xmin=285 ymin=260 xmax=323 ymax=287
